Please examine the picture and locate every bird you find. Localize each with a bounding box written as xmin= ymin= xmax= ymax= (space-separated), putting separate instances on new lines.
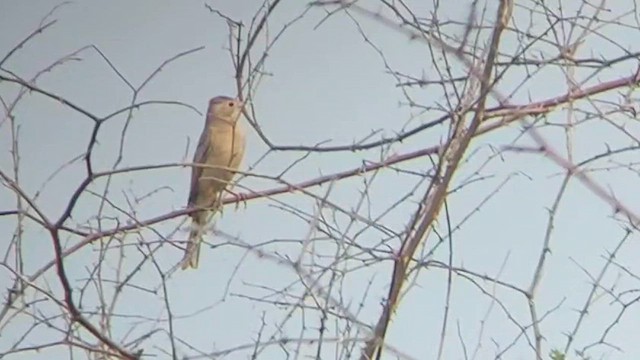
xmin=180 ymin=95 xmax=246 ymax=270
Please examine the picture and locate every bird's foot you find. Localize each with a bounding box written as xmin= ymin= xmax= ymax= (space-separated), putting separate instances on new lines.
xmin=228 ymin=191 xmax=248 ymax=210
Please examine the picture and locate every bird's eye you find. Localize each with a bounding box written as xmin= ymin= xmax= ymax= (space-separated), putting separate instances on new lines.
xmin=227 ymin=102 xmax=234 ymax=107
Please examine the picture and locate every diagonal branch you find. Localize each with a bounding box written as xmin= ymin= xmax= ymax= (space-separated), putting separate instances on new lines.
xmin=359 ymin=1 xmax=514 ymax=359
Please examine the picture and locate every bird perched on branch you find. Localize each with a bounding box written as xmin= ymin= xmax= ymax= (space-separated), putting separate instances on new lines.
xmin=180 ymin=96 xmax=246 ymax=270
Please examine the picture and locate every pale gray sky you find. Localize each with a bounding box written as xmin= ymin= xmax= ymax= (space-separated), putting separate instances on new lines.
xmin=1 ymin=1 xmax=639 ymax=359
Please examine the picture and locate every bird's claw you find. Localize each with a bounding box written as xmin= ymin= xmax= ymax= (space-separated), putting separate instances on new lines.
xmin=229 ymin=192 xmax=248 ymax=210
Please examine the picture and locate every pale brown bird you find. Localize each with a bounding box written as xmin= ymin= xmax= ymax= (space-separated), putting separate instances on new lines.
xmin=180 ymin=96 xmax=245 ymax=270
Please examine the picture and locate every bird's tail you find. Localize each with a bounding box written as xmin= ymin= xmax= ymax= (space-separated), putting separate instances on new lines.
xmin=180 ymin=212 xmax=206 ymax=270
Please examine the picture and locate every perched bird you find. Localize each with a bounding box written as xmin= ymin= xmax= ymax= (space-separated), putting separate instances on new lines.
xmin=180 ymin=96 xmax=246 ymax=270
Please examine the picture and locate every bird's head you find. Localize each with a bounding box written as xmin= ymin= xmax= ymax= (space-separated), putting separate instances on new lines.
xmin=208 ymin=96 xmax=244 ymax=122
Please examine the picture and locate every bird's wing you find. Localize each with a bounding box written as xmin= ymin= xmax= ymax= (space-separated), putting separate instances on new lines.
xmin=188 ymin=126 xmax=211 ymax=206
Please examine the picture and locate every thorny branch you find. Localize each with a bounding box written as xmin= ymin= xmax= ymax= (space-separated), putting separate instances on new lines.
xmin=3 ymin=1 xmax=640 ymax=359
xmin=359 ymin=1 xmax=514 ymax=358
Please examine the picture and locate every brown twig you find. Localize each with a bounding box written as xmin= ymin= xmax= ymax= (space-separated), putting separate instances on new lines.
xmin=359 ymin=1 xmax=514 ymax=358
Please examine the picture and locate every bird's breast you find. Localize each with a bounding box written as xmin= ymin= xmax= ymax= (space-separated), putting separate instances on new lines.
xmin=207 ymin=122 xmax=245 ymax=168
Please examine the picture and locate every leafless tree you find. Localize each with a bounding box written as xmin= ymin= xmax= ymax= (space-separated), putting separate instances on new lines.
xmin=2 ymin=1 xmax=640 ymax=359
